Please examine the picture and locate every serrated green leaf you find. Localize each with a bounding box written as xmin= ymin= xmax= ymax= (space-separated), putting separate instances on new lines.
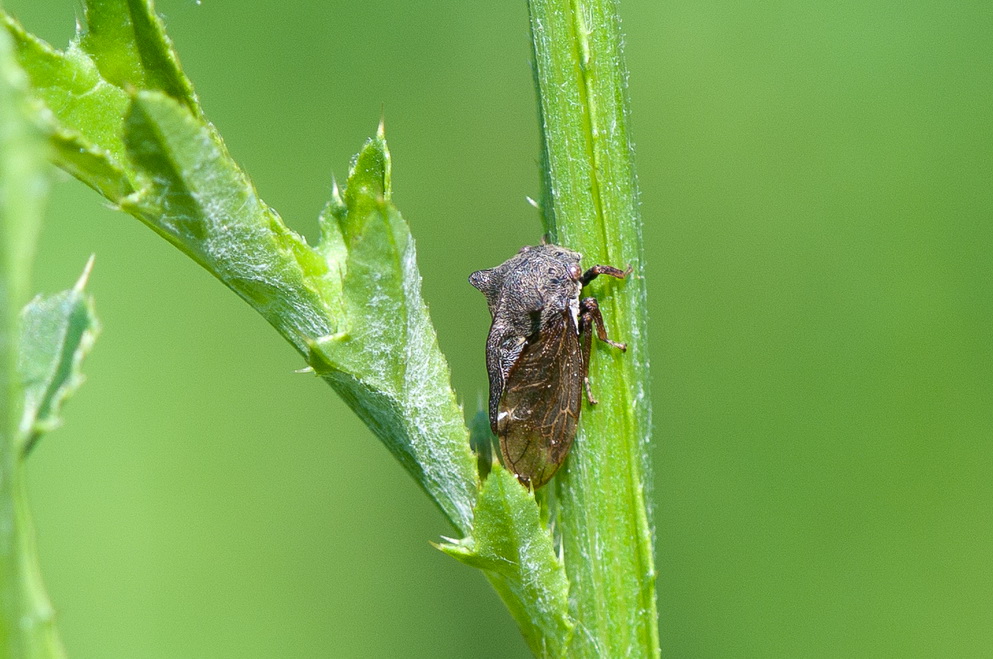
xmin=19 ymin=258 xmax=100 ymax=456
xmin=309 ymin=131 xmax=479 ymax=532
xmin=439 ymin=465 xmax=574 ymax=658
xmin=117 ymin=89 xmax=478 ymax=532
xmin=1 ymin=13 xmax=134 ymax=200
xmin=13 ymin=261 xmax=98 ymax=659
xmin=4 ymin=4 xmax=481 ymax=533
xmin=79 ymin=0 xmax=199 ymax=113
xmin=0 ymin=0 xmax=200 ymax=202
xmin=49 ymin=127 xmax=135 ymax=201
xmin=121 ymin=90 xmax=335 ymax=349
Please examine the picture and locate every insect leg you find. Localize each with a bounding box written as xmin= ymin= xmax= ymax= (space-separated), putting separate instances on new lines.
xmin=579 ymin=312 xmax=598 ymax=405
xmin=578 ymin=296 xmax=627 ymax=404
xmin=579 ymin=297 xmax=627 ymax=351
xmin=580 ymin=263 xmax=633 ymax=286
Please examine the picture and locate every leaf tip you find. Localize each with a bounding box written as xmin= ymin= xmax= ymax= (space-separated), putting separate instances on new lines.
xmin=74 ymin=254 xmax=95 ymax=292
xmin=304 ymin=333 xmax=349 ymax=376
xmin=433 ymin=535 xmax=476 ymax=563
xmin=338 ymin=132 xmax=393 ymax=213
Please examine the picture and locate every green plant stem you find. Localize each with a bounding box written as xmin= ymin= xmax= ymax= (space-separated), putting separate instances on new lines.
xmin=528 ymin=0 xmax=659 ymax=656
xmin=0 ymin=25 xmax=67 ymax=659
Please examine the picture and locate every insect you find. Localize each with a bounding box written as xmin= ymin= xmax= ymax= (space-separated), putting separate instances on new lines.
xmin=469 ymin=243 xmax=630 ymax=489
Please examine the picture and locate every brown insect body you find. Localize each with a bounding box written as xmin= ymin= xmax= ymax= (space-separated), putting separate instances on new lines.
xmin=469 ymin=244 xmax=628 ymax=489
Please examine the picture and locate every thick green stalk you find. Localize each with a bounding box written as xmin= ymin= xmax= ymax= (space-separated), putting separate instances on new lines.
xmin=528 ymin=0 xmax=659 ymax=656
xmin=0 ymin=24 xmax=68 ymax=659
xmin=0 ymin=24 xmax=33 ymax=658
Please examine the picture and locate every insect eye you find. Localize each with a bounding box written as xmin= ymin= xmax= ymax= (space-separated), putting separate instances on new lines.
xmin=568 ymin=264 xmax=582 ymax=281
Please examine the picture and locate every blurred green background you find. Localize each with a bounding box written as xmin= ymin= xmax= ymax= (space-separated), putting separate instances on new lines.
xmin=5 ymin=0 xmax=992 ymax=656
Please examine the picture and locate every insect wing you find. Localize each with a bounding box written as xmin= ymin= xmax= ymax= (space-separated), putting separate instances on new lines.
xmin=497 ymin=311 xmax=585 ymax=488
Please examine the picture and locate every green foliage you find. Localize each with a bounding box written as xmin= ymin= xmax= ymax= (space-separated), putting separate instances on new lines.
xmin=1 ymin=0 xmax=659 ymax=655
xmin=120 ymin=90 xmax=334 ymax=351
xmin=1 ymin=26 xmax=100 ymax=658
xmin=78 ymin=0 xmax=199 ymax=113
xmin=2 ymin=0 xmax=481 ymax=533
xmin=1 ymin=13 xmax=133 ymax=200
xmin=0 ymin=0 xmax=199 ymax=201
xmin=18 ymin=258 xmax=100 ymax=457
xmin=13 ymin=261 xmax=97 ymax=659
xmin=3 ymin=3 xmax=578 ymax=653
xmin=439 ymin=466 xmax=573 ymax=658
xmin=308 ymin=131 xmax=479 ymax=531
